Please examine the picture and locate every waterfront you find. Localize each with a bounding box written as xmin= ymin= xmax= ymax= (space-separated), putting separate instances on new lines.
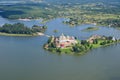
xmin=0 ymin=16 xmax=120 ymax=80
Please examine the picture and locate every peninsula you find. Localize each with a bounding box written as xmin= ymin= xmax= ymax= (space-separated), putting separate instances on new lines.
xmin=0 ymin=23 xmax=47 ymax=36
xmin=44 ymin=34 xmax=120 ymax=55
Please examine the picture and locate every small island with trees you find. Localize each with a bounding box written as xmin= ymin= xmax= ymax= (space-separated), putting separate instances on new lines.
xmin=82 ymin=27 xmax=99 ymax=32
xmin=44 ymin=33 xmax=120 ymax=55
xmin=0 ymin=23 xmax=47 ymax=36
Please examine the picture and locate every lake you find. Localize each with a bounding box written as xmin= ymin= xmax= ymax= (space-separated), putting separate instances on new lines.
xmin=0 ymin=16 xmax=120 ymax=80
xmin=0 ymin=1 xmax=25 ymax=5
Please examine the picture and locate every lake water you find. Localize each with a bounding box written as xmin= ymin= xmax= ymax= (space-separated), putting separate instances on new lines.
xmin=0 ymin=16 xmax=120 ymax=80
xmin=0 ymin=1 xmax=25 ymax=5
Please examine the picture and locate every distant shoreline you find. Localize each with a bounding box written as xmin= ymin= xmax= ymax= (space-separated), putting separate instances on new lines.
xmin=0 ymin=32 xmax=44 ymax=37
xmin=18 ymin=18 xmax=31 ymax=21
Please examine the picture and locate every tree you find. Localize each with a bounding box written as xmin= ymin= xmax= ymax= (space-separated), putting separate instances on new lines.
xmin=107 ymin=36 xmax=113 ymax=40
xmin=0 ymin=23 xmax=46 ymax=34
xmin=47 ymin=37 xmax=52 ymax=44
xmin=57 ymin=48 xmax=61 ymax=53
xmin=100 ymin=41 xmax=106 ymax=45
xmin=93 ymin=39 xmax=98 ymax=44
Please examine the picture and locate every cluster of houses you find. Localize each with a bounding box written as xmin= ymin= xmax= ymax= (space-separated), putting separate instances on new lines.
xmin=87 ymin=34 xmax=117 ymax=44
xmin=87 ymin=35 xmax=105 ymax=43
xmin=52 ymin=33 xmax=77 ymax=48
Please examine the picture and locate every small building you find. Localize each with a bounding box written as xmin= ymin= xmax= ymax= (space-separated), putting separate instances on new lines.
xmin=87 ymin=35 xmax=105 ymax=43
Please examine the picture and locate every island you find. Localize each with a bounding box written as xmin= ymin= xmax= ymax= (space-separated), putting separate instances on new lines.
xmin=0 ymin=23 xmax=47 ymax=36
xmin=81 ymin=27 xmax=99 ymax=32
xmin=44 ymin=33 xmax=120 ymax=55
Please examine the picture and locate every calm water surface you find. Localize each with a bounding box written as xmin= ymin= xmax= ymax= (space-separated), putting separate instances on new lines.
xmin=0 ymin=17 xmax=120 ymax=80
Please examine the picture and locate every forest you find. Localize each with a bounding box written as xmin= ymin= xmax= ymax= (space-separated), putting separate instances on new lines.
xmin=0 ymin=23 xmax=47 ymax=35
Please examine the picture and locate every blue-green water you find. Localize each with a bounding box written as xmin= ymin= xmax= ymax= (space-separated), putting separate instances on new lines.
xmin=0 ymin=17 xmax=120 ymax=80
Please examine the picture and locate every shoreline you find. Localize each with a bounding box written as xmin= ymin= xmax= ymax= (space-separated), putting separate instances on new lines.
xmin=37 ymin=32 xmax=44 ymax=36
xmin=18 ymin=18 xmax=31 ymax=21
xmin=0 ymin=32 xmax=44 ymax=37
